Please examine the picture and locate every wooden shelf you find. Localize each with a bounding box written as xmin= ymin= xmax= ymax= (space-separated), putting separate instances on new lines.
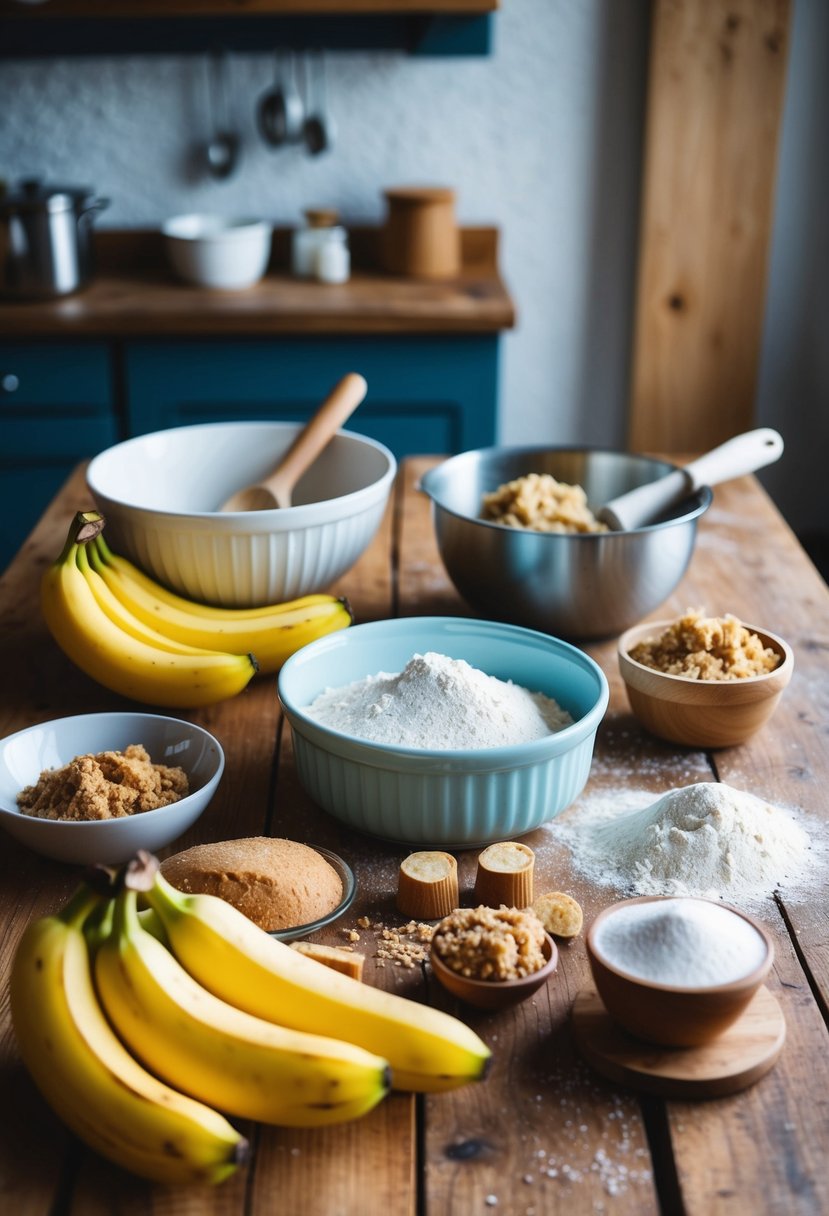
xmin=0 ymin=1 xmax=498 ymax=13
xmin=0 ymin=227 xmax=516 ymax=338
xmin=0 ymin=0 xmax=498 ymax=55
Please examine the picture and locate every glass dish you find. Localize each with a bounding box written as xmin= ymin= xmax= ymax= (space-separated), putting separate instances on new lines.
xmin=269 ymin=846 xmax=357 ymax=941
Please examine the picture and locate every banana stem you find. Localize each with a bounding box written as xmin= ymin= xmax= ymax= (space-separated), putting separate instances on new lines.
xmin=55 ymin=511 xmax=106 ymax=565
xmin=143 ymin=870 xmax=195 ymax=926
xmin=111 ymin=887 xmax=142 ymax=942
xmin=122 ymin=850 xmax=160 ymax=893
xmin=57 ymin=882 xmax=107 ymax=931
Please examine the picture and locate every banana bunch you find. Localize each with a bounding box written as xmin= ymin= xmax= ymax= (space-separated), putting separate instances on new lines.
xmin=94 ymin=887 xmax=391 ymax=1128
xmin=10 ymin=861 xmax=392 ymax=1187
xmin=40 ymin=511 xmax=352 ymax=707
xmin=9 ymin=880 xmax=248 ymax=1186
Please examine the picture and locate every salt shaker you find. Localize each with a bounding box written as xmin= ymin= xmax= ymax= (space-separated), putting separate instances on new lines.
xmin=315 ymin=227 xmax=350 ymax=284
xmin=291 ymin=208 xmax=340 ymax=278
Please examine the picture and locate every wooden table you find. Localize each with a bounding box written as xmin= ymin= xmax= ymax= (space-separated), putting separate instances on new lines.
xmin=1 ymin=458 xmax=827 ymax=1216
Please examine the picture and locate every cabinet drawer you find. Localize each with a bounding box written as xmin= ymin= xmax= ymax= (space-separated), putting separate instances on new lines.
xmin=0 ymin=342 xmax=113 ymax=407
xmin=124 ymin=336 xmax=499 ymax=457
xmin=0 ymin=342 xmax=118 ymax=572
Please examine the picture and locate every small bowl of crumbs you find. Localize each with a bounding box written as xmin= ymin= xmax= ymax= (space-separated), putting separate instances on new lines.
xmin=430 ymin=905 xmax=558 ymax=1010
xmin=159 ymin=836 xmax=356 ymax=940
xmin=618 ymin=610 xmax=794 ymax=749
xmin=0 ymin=712 xmax=224 ymax=865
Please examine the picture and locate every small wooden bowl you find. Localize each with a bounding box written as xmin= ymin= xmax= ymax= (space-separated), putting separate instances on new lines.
xmin=430 ymin=932 xmax=558 ymax=1011
xmin=586 ymin=897 xmax=774 ymax=1048
xmin=618 ymin=620 xmax=794 ymax=748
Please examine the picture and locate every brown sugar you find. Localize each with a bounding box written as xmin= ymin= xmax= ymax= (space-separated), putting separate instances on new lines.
xmin=17 ymin=744 xmax=189 ymax=821
xmin=628 ymin=610 xmax=782 ymax=681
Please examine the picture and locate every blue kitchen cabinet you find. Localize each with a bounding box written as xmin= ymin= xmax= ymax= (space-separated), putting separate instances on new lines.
xmin=0 ymin=342 xmax=119 ymax=573
xmin=123 ymin=336 xmax=499 ymax=457
xmin=1 ymin=332 xmax=500 ymax=571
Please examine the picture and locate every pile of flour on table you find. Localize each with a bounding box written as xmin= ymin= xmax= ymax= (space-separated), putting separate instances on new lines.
xmin=551 ymin=781 xmax=818 ymax=907
xmin=305 ymin=651 xmax=572 ymax=749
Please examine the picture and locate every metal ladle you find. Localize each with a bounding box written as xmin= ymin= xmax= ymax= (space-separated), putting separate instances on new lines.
xmin=219 ymin=373 xmax=368 ymax=512
xmin=257 ymin=49 xmax=305 ymax=148
xmin=597 ymin=428 xmax=784 ymax=531
xmin=204 ymin=50 xmax=240 ymax=179
xmin=303 ymin=50 xmax=332 ymax=156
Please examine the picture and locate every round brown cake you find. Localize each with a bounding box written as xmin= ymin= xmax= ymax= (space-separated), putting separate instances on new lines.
xmin=159 ymin=837 xmax=343 ymax=932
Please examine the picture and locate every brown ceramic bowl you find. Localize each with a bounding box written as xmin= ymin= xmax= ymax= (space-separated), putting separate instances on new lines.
xmin=586 ymin=896 xmax=774 ymax=1048
xmin=430 ymin=932 xmax=558 ymax=1011
xmin=618 ymin=619 xmax=794 ymax=749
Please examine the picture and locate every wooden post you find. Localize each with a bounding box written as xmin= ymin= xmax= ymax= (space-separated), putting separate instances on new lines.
xmin=628 ymin=0 xmax=791 ymax=452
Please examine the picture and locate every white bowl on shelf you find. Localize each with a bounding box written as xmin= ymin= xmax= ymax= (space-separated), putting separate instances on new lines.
xmin=162 ymin=214 xmax=272 ymax=289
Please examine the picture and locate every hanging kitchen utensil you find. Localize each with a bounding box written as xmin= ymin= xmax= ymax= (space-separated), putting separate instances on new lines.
xmin=303 ymin=50 xmax=332 ymax=156
xmin=204 ymin=50 xmax=241 ymax=179
xmin=219 ymin=373 xmax=368 ymax=512
xmin=257 ymin=48 xmax=304 ymax=148
xmin=597 ymin=428 xmax=785 ymax=531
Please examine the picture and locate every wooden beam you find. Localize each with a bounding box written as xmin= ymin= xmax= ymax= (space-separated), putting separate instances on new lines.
xmin=629 ymin=0 xmax=791 ymax=452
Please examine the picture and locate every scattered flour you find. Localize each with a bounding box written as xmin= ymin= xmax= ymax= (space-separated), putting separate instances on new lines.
xmin=592 ymin=898 xmax=769 ymax=987
xmin=305 ymin=651 xmax=572 ymax=749
xmin=551 ymin=781 xmax=818 ymax=907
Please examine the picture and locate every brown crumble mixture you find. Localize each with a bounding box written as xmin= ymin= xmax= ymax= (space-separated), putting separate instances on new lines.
xmin=343 ymin=917 xmax=434 ymax=969
xmin=628 ymin=609 xmax=782 ymax=680
xmin=482 ymin=473 xmax=608 ymax=534
xmin=432 ymin=905 xmax=547 ymax=981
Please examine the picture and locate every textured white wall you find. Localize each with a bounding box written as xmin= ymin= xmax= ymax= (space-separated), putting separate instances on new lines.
xmin=0 ymin=0 xmax=648 ymax=451
xmin=0 ymin=0 xmax=823 ymax=534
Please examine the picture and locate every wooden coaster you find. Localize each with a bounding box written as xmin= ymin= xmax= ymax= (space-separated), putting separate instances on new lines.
xmin=571 ymin=985 xmax=785 ymax=1099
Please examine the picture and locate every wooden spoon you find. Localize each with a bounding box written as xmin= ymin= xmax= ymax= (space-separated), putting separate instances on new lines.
xmin=219 ymin=372 xmax=368 ymax=512
xmin=597 ymin=428 xmax=784 ymax=531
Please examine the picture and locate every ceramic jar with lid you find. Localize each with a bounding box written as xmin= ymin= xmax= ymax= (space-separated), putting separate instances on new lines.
xmin=381 ymin=186 xmax=460 ymax=279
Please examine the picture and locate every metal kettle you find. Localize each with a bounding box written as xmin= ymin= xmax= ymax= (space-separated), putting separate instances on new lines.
xmin=0 ymin=178 xmax=110 ymax=299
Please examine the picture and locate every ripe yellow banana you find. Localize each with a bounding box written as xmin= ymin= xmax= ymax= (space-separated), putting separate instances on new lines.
xmin=41 ymin=513 xmax=256 ymax=707
xmin=9 ymin=883 xmax=247 ymax=1186
xmin=89 ymin=533 xmax=353 ymax=675
xmin=94 ymin=884 xmax=391 ymax=1127
xmin=146 ymin=869 xmax=492 ymax=1093
xmin=76 ymin=543 xmax=225 ymax=658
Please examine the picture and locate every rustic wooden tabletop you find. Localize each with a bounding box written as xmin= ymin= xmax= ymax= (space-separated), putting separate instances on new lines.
xmin=0 ymin=457 xmax=827 ymax=1216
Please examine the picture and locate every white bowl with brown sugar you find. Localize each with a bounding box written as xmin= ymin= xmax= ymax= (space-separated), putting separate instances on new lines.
xmin=0 ymin=712 xmax=224 ymax=864
xmin=618 ymin=612 xmax=794 ymax=749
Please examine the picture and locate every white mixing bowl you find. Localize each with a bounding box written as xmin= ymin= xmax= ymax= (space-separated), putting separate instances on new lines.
xmin=86 ymin=421 xmax=397 ymax=607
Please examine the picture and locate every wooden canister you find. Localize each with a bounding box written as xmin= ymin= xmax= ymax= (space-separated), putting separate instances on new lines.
xmin=381 ymin=186 xmax=460 ymax=279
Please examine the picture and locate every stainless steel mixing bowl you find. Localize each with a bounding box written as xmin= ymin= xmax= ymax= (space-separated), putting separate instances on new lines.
xmin=419 ymin=447 xmax=713 ymax=640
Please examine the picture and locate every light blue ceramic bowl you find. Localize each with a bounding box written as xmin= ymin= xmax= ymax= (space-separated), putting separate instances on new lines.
xmin=277 ymin=616 xmax=609 ymax=847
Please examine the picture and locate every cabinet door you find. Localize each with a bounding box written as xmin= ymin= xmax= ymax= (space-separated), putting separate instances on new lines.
xmin=124 ymin=336 xmax=499 ymax=458
xmin=0 ymin=342 xmax=117 ymax=572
